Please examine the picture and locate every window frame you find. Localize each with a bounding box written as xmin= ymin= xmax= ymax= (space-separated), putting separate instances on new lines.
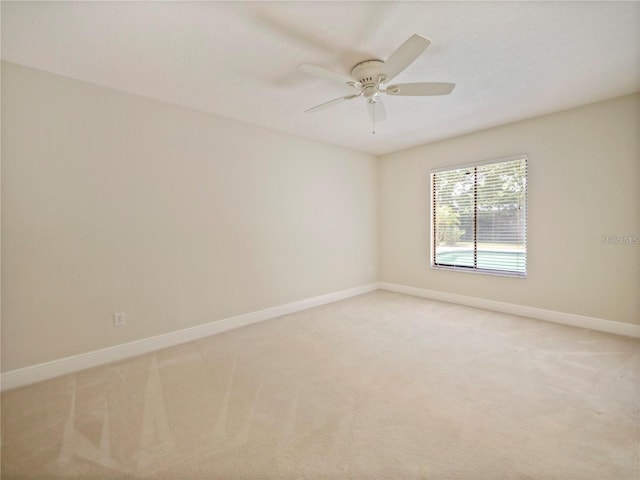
xmin=430 ymin=154 xmax=528 ymax=278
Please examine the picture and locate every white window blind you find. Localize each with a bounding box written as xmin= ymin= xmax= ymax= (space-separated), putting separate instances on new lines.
xmin=431 ymin=155 xmax=527 ymax=277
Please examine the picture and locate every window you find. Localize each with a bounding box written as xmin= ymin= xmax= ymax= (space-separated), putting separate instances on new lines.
xmin=431 ymin=155 xmax=527 ymax=277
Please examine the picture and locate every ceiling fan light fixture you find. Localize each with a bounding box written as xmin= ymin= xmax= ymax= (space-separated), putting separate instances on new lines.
xmin=363 ymin=85 xmax=377 ymax=99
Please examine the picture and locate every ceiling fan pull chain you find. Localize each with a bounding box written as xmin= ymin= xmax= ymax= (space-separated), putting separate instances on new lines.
xmin=372 ymin=103 xmax=376 ymax=135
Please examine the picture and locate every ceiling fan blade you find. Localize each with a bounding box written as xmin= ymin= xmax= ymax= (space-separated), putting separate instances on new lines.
xmin=386 ymin=82 xmax=455 ymax=96
xmin=305 ymin=94 xmax=361 ymax=113
xmin=383 ymin=34 xmax=431 ymax=81
xmin=367 ymin=99 xmax=387 ymax=122
xmin=298 ymin=63 xmax=357 ymax=86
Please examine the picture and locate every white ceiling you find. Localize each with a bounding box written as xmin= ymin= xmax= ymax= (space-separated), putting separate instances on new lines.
xmin=2 ymin=1 xmax=639 ymax=155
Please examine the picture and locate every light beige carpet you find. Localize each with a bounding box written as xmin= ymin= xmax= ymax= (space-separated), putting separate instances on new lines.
xmin=1 ymin=291 xmax=639 ymax=479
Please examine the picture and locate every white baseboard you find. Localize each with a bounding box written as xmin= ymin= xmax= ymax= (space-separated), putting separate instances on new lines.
xmin=0 ymin=283 xmax=378 ymax=391
xmin=379 ymin=282 xmax=640 ymax=339
xmin=4 ymin=282 xmax=636 ymax=391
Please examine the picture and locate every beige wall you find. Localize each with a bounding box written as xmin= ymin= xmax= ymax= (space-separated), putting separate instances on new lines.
xmin=2 ymin=61 xmax=638 ymax=373
xmin=1 ymin=63 xmax=378 ymax=371
xmin=379 ymin=94 xmax=640 ymax=325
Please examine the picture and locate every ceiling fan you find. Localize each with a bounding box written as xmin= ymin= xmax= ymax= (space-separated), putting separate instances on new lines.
xmin=298 ymin=34 xmax=455 ymax=128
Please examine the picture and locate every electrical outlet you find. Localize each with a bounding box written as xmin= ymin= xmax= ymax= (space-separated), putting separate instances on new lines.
xmin=113 ymin=312 xmax=126 ymax=327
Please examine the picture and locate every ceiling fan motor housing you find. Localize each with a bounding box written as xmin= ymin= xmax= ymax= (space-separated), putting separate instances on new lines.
xmin=351 ymin=60 xmax=386 ymax=86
